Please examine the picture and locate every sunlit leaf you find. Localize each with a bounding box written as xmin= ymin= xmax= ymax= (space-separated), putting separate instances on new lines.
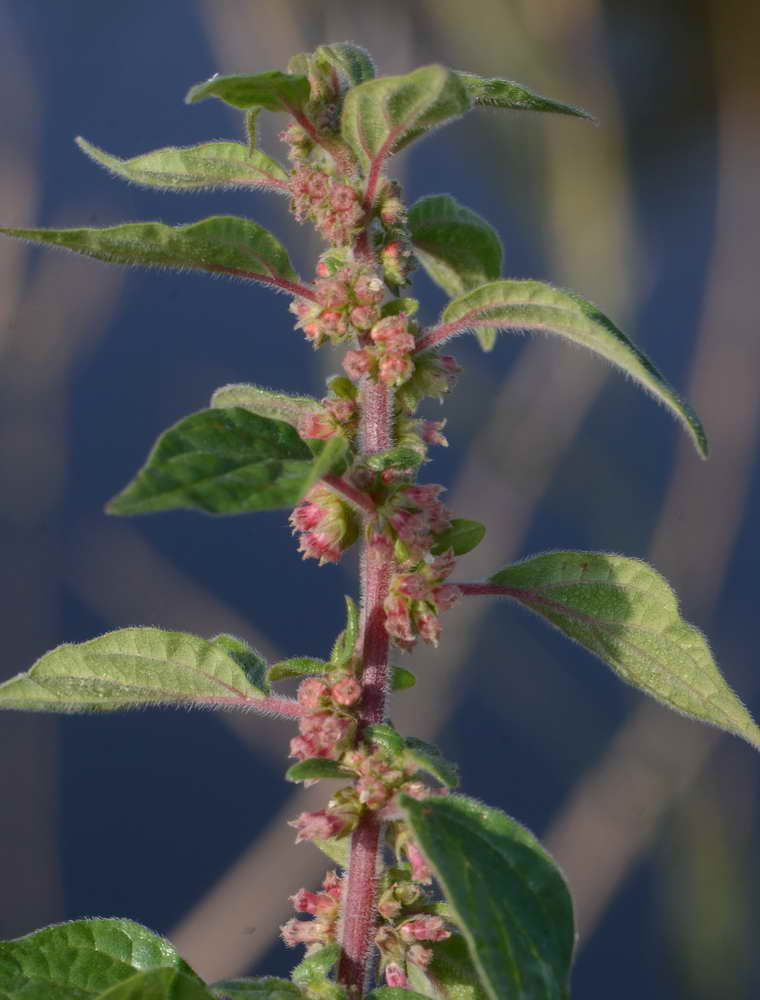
xmin=96 ymin=968 xmax=214 ymax=999
xmin=433 ymin=280 xmax=708 ymax=457
xmin=210 ymin=978 xmax=302 ymax=1000
xmin=430 ymin=519 xmax=486 ymax=557
xmin=76 ymin=138 xmax=288 ymax=191
xmin=456 ymin=72 xmax=593 ymax=121
xmin=286 ymin=758 xmax=352 ymax=782
xmin=0 ymin=628 xmax=270 ymax=712
xmin=313 ymin=42 xmax=376 ymax=88
xmin=341 ymin=65 xmax=470 ymax=174
xmin=107 ymin=408 xmax=315 ymax=516
xmin=391 ymin=666 xmax=417 ymax=691
xmin=185 ymin=70 xmax=310 ymax=112
xmin=267 ymin=656 xmax=329 ymax=682
xmin=0 ymin=216 xmax=299 ymax=289
xmin=0 ymin=919 xmax=205 ymax=1000
xmin=488 ymin=551 xmax=760 ymax=749
xmin=404 ymin=736 xmax=459 ymax=788
xmin=401 ymin=794 xmax=575 ymax=1000
xmin=210 ymin=383 xmax=320 ymax=429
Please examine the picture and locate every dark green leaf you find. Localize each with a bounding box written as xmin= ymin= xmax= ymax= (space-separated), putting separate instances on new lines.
xmin=0 ymin=918 xmax=203 ymax=1000
xmin=0 ymin=216 xmax=299 ymax=288
xmin=366 ymin=446 xmax=425 ymax=471
xmin=107 ymin=408 xmax=315 ymax=516
xmin=185 ymin=70 xmax=310 ymax=112
xmin=286 ymin=758 xmax=352 ymax=782
xmin=456 ymin=72 xmax=594 ymax=121
xmin=408 ymin=194 xmax=502 ymax=352
xmin=210 ymin=978 xmax=302 ymax=1000
xmin=314 ymin=42 xmax=376 ymax=88
xmin=211 ymin=383 xmax=320 ymax=429
xmin=488 ymin=551 xmax=760 ymax=749
xmin=341 ymin=66 xmax=470 ymax=173
xmin=391 ymin=666 xmax=417 ymax=691
xmin=430 ymin=519 xmax=486 ymax=557
xmin=267 ymin=656 xmax=329 ymax=682
xmin=380 ymin=297 xmax=419 ymax=318
xmin=365 ymin=722 xmax=404 ymax=756
xmin=404 ymin=736 xmax=459 ymax=788
xmin=367 ymin=991 xmax=429 ymax=1000
xmin=76 ymin=138 xmax=288 ymax=192
xmin=436 ymin=280 xmax=708 ymax=457
xmin=0 ymin=627 xmax=270 ymax=712
xmin=96 ymin=968 xmax=214 ymax=999
xmin=406 ymin=935 xmax=488 ymax=1000
xmin=401 ymin=794 xmax=575 ymax=1000
xmin=303 ymin=435 xmax=350 ymax=489
xmin=291 ymin=942 xmax=340 ymax=988
xmin=330 ymin=596 xmax=360 ymax=665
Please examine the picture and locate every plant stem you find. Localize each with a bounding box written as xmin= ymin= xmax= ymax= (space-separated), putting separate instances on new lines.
xmin=337 ymin=376 xmax=394 ymax=996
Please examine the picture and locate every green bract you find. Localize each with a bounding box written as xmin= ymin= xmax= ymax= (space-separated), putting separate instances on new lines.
xmin=402 ymin=795 xmax=575 ymax=1000
xmin=185 ymin=70 xmax=310 ymax=112
xmin=489 ymin=551 xmax=760 ymax=749
xmin=0 ymin=628 xmax=269 ymax=711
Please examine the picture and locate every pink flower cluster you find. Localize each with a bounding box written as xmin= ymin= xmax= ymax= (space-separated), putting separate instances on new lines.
xmin=289 ymin=675 xmax=358 ymax=761
xmin=289 ymin=786 xmax=360 ymax=845
xmin=342 ymin=744 xmax=419 ymax=810
xmin=289 ymin=164 xmax=365 ymax=245
xmin=297 ymin=395 xmax=357 ymax=441
xmin=289 ymin=483 xmax=359 ymax=565
xmin=396 ymin=352 xmax=462 ymax=413
xmin=290 ymin=262 xmax=385 ymax=347
xmin=376 ymin=913 xmax=452 ymax=987
xmin=281 ymin=870 xmax=342 ymax=951
xmin=342 ymin=314 xmax=417 ymax=388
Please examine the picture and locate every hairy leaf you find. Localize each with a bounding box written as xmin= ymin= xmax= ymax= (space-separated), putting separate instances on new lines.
xmin=303 ymin=435 xmax=350 ymax=488
xmin=430 ymin=519 xmax=486 ymax=557
xmin=401 ymin=794 xmax=575 ymax=1000
xmin=311 ymin=837 xmax=349 ymax=868
xmin=408 ymin=935 xmax=489 ymax=1000
xmin=210 ymin=383 xmax=320 ymax=429
xmin=0 ymin=628 xmax=270 ymax=712
xmin=330 ymin=596 xmax=360 ymax=665
xmin=0 ymin=919 xmax=203 ymax=1000
xmin=366 ymin=446 xmax=425 ymax=471
xmin=434 ymin=280 xmax=708 ymax=457
xmin=488 ymin=551 xmax=760 ymax=749
xmin=409 ymin=194 xmax=502 ymax=350
xmin=210 ymin=978 xmax=302 ymax=1000
xmin=291 ymin=942 xmax=340 ymax=988
xmin=368 ymin=991 xmax=429 ymax=1000
xmin=391 ymin=665 xmax=417 ymax=691
xmin=366 ymin=722 xmax=405 ymax=756
xmin=341 ymin=65 xmax=470 ymax=174
xmin=108 ymin=408 xmax=315 ymax=516
xmin=313 ymin=42 xmax=376 ymax=88
xmin=456 ymin=72 xmax=593 ymax=121
xmin=0 ymin=216 xmax=299 ymax=289
xmin=96 ymin=968 xmax=214 ymax=999
xmin=286 ymin=758 xmax=352 ymax=782
xmin=267 ymin=656 xmax=329 ymax=682
xmin=76 ymin=138 xmax=288 ymax=192
xmin=404 ymin=736 xmax=459 ymax=788
xmin=185 ymin=70 xmax=310 ymax=112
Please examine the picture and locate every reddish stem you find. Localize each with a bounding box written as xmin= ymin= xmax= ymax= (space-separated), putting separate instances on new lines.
xmin=415 ymin=316 xmax=474 ymax=353
xmin=207 ymin=694 xmax=304 ymax=717
xmin=337 ymin=377 xmax=394 ymax=995
xmin=205 ymin=265 xmax=317 ymax=301
xmin=322 ymin=474 xmax=376 ymax=515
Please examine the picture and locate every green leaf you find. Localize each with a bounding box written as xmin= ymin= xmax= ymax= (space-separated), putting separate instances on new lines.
xmin=311 ymin=837 xmax=350 ymax=868
xmin=366 ymin=446 xmax=425 ymax=471
xmin=0 ymin=918 xmax=203 ymax=1000
xmin=107 ymin=408 xmax=316 ymax=516
xmin=286 ymin=758 xmax=352 ymax=782
xmin=341 ymin=65 xmax=470 ymax=173
xmin=210 ymin=978 xmax=302 ymax=1000
xmin=303 ymin=435 xmax=350 ymax=489
xmin=185 ymin=70 xmax=310 ymax=112
xmin=365 ymin=722 xmax=405 ymax=756
xmin=430 ymin=519 xmax=486 ymax=557
xmin=380 ymin=297 xmax=419 ymax=318
xmin=391 ymin=665 xmax=417 ymax=691
xmin=404 ymin=736 xmax=459 ymax=788
xmin=488 ymin=551 xmax=760 ymax=749
xmin=407 ymin=935 xmax=488 ymax=1000
xmin=267 ymin=656 xmax=329 ymax=682
xmin=313 ymin=42 xmax=376 ymax=88
xmin=408 ymin=194 xmax=502 ymax=352
xmin=401 ymin=794 xmax=575 ymax=1000
xmin=455 ymin=72 xmax=594 ymax=121
xmin=0 ymin=627 xmax=271 ymax=712
xmin=96 ymin=968 xmax=214 ymax=999
xmin=0 ymin=216 xmax=299 ymax=289
xmin=436 ymin=280 xmax=708 ymax=457
xmin=76 ymin=138 xmax=288 ymax=192
xmin=291 ymin=942 xmax=340 ymax=988
xmin=330 ymin=596 xmax=360 ymax=666
xmin=210 ymin=383 xmax=320 ymax=429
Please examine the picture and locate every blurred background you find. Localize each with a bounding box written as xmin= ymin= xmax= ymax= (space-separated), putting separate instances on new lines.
xmin=0 ymin=1 xmax=758 ymax=996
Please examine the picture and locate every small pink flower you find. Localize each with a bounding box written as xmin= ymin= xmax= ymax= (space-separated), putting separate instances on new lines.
xmin=325 ymin=397 xmax=356 ymax=424
xmin=422 ymin=420 xmax=448 ymax=447
xmin=331 ymin=675 xmax=362 ymax=706
xmin=398 ymin=573 xmax=429 ymax=599
xmin=433 ymin=584 xmax=461 ymax=612
xmin=416 ymin=611 xmax=442 ymax=647
xmin=400 ymin=916 xmax=451 ymax=943
xmin=343 ymin=349 xmax=373 ymax=379
xmin=297 ymin=677 xmax=330 ymax=710
xmin=288 ymin=809 xmax=347 ymax=843
xmin=385 ymin=963 xmax=410 ymax=988
xmin=281 ymin=917 xmax=325 ymax=947
xmin=405 ymin=840 xmax=433 ymax=884
xmin=290 ymin=888 xmax=321 ymax=915
xmin=332 ymin=183 xmax=359 ymax=211
xmin=407 ymin=944 xmax=433 ymax=969
xmin=298 ymin=411 xmax=336 ymax=440
xmin=354 ymin=273 xmax=385 ymax=304
xmin=350 ymin=304 xmax=379 ymax=331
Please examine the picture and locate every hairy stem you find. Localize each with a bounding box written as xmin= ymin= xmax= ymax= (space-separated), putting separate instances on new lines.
xmin=337 ymin=377 xmax=394 ymax=995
